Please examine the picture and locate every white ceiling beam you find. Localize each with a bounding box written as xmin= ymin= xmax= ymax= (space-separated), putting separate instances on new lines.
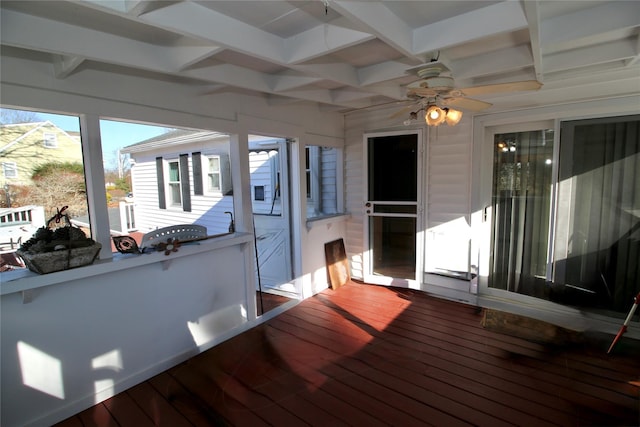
xmin=452 ymin=46 xmax=534 ymax=80
xmin=183 ymin=63 xmax=289 ymax=96
xmin=274 ymin=88 xmax=336 ymax=105
xmin=626 ymin=34 xmax=640 ymax=67
xmin=80 ymin=0 xmax=127 ymax=13
xmin=0 ymin=8 xmax=349 ymax=107
xmin=331 ymin=88 xmax=378 ymax=104
xmin=184 ymin=64 xmax=353 ymax=106
xmin=270 ymin=72 xmax=323 ymax=92
xmin=82 ymin=0 xmax=399 ymax=102
xmin=357 ymin=61 xmax=414 ymax=86
xmin=139 ymin=2 xmax=286 ymax=65
xmin=347 ymin=83 xmax=405 ymax=101
xmin=266 ymin=95 xmax=304 ymax=107
xmin=137 ymin=1 xmax=383 ymax=98
xmin=169 ymin=37 xmax=224 ymax=72
xmin=196 ymin=84 xmax=229 ymax=96
xmin=124 ymin=0 xmax=157 ymax=16
xmin=72 ymin=0 xmax=170 ymax=18
xmin=293 ymin=62 xmax=360 ymax=87
xmin=413 ymin=1 xmax=528 ymax=54
xmin=284 ymin=24 xmax=374 ymax=64
xmin=330 ymin=1 xmax=423 ymax=62
xmin=1 ymin=9 xmax=178 ymax=70
xmin=544 ymin=39 xmax=638 ymax=74
xmin=541 ymin=1 xmax=640 ymax=52
xmin=53 ymin=54 xmax=85 ymax=79
xmin=522 ymin=0 xmax=543 ymax=82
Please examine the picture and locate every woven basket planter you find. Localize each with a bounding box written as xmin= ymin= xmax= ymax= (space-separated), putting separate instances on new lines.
xmin=17 ymin=242 xmax=102 ymax=274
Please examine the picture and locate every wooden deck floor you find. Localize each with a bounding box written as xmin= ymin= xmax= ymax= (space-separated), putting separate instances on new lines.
xmin=56 ymin=281 xmax=639 ymax=426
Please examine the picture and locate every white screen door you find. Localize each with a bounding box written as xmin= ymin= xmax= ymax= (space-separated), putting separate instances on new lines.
xmin=364 ymin=130 xmax=422 ymax=287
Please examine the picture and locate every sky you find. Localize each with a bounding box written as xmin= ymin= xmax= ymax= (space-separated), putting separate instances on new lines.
xmin=17 ymin=110 xmax=171 ymax=170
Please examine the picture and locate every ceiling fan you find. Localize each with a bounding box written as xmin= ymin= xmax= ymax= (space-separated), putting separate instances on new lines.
xmin=391 ymin=61 xmax=542 ymax=126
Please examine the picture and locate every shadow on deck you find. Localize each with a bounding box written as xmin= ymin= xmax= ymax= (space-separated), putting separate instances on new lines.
xmin=56 ymin=281 xmax=639 ymax=426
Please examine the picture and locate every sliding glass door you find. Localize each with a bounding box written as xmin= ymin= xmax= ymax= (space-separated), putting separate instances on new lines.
xmin=487 ymin=115 xmax=640 ymax=316
xmin=553 ymin=116 xmax=639 ymax=312
xmin=489 ymin=128 xmax=554 ymax=298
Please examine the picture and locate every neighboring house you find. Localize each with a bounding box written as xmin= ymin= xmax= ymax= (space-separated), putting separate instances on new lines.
xmin=121 ymin=130 xmax=339 ymax=296
xmin=0 ymin=121 xmax=83 ymax=186
xmin=120 ymin=129 xmax=234 ymax=235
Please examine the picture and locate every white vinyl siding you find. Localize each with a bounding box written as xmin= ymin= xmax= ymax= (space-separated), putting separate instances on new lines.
xmin=249 ymin=150 xmax=281 ymax=215
xmin=129 ymin=150 xmax=234 ymax=235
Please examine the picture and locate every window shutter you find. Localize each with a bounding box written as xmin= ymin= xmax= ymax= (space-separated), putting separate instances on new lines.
xmin=156 ymin=157 xmax=166 ymax=209
xmin=180 ymin=154 xmax=191 ymax=212
xmin=192 ymin=152 xmax=203 ymax=195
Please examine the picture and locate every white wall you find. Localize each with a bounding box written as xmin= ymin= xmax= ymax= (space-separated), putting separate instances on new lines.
xmin=1 ymin=239 xmax=255 ymax=426
xmin=0 ymin=52 xmax=346 ymax=426
xmin=301 ymin=216 xmax=349 ymax=298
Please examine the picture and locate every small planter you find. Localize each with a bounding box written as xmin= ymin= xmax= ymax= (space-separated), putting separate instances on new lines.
xmin=17 ymin=242 xmax=102 ymax=274
xmin=16 ymin=207 xmax=102 ymax=274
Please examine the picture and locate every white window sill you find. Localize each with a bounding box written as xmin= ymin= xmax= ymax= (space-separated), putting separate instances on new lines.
xmin=0 ymin=232 xmax=252 ymax=297
xmin=305 ymin=213 xmax=350 ymax=231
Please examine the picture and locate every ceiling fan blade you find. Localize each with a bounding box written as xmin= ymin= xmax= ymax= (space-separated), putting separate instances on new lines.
xmin=460 ymin=80 xmax=542 ymax=97
xmin=443 ymin=97 xmax=492 ymax=111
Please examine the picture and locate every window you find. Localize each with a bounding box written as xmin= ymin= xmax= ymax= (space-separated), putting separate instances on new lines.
xmin=305 ymin=147 xmax=313 ymax=199
xmin=2 ymin=162 xmax=17 ymax=179
xmin=208 ymin=156 xmax=221 ymax=192
xmin=43 ymin=132 xmax=58 ymax=148
xmin=168 ymin=159 xmax=182 ymax=207
xmin=0 ymin=107 xmax=90 ymax=261
xmin=305 ymin=145 xmax=339 ymax=219
xmin=254 ymin=185 xmax=265 ymax=201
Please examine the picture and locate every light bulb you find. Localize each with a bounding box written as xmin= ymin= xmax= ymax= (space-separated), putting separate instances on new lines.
xmin=445 ymin=108 xmax=462 ymax=125
xmin=425 ymin=106 xmax=445 ymax=126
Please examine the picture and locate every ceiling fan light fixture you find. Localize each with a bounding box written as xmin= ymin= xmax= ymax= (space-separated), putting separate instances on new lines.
xmin=425 ymin=105 xmax=445 ymax=126
xmin=444 ymin=108 xmax=463 ymax=126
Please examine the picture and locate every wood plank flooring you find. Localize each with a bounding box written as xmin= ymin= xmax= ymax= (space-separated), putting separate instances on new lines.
xmin=56 ymin=281 xmax=639 ymax=426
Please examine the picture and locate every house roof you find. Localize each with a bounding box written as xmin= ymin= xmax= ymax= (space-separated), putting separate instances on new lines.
xmin=0 ymin=120 xmax=78 ymax=153
xmin=121 ymin=128 xmax=229 ymax=153
xmin=1 ymin=1 xmax=638 ymax=116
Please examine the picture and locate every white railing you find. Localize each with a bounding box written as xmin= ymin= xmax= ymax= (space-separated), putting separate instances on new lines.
xmin=0 ymin=205 xmax=45 ymax=226
xmin=0 ymin=206 xmax=46 ymax=252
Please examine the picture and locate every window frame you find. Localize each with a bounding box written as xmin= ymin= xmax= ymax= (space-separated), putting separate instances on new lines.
xmin=305 ymin=146 xmax=313 ymax=200
xmin=43 ymin=132 xmax=58 ymax=148
xmin=206 ymin=154 xmax=223 ymax=194
xmin=2 ymin=161 xmax=18 ymax=179
xmin=166 ymin=158 xmax=183 ymax=208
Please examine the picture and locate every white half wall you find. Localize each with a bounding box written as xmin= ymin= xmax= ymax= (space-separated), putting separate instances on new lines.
xmin=1 ymin=238 xmax=255 ymax=427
